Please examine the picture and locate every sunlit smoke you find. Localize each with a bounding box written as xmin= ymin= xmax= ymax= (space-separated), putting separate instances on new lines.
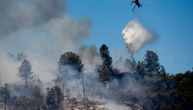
xmin=122 ymin=19 xmax=153 ymax=53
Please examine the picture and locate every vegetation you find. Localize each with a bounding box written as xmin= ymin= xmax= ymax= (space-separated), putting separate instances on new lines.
xmin=58 ymin=52 xmax=84 ymax=73
xmin=18 ymin=59 xmax=33 ymax=95
xmin=46 ymin=86 xmax=64 ymax=110
xmin=98 ymin=44 xmax=113 ymax=82
xmin=0 ymin=44 xmax=192 ymax=110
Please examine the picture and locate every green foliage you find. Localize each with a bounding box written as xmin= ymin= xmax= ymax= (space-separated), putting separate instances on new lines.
xmin=98 ymin=44 xmax=113 ymax=83
xmin=16 ymin=96 xmax=32 ymax=110
xmin=136 ymin=50 xmax=165 ymax=79
xmin=160 ymin=103 xmax=193 ymax=110
xmin=135 ymin=50 xmax=183 ymax=110
xmin=99 ymin=44 xmax=110 ymax=58
xmin=0 ymin=48 xmax=192 ymax=110
xmin=99 ymin=44 xmax=112 ymax=68
xmin=18 ymin=59 xmax=33 ymax=93
xmin=159 ymin=65 xmax=167 ymax=78
xmin=31 ymin=86 xmax=44 ymax=110
xmin=18 ymin=59 xmax=33 ymax=80
xmin=0 ymin=83 xmax=11 ymax=100
xmin=173 ymin=71 xmax=193 ymax=102
xmin=58 ymin=52 xmax=84 ymax=72
xmin=144 ymin=50 xmax=161 ymax=74
xmin=98 ymin=65 xmax=112 ymax=82
xmin=46 ymin=86 xmax=64 ymax=110
xmin=136 ymin=61 xmax=145 ymax=77
xmin=0 ymin=83 xmax=11 ymax=109
xmin=9 ymin=86 xmax=45 ymax=110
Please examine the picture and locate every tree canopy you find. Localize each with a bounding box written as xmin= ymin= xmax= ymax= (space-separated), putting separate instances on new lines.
xmin=58 ymin=52 xmax=84 ymax=72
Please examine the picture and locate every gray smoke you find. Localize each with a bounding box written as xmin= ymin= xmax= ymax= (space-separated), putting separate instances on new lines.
xmin=0 ymin=0 xmax=66 ymax=36
xmin=0 ymin=0 xmax=90 ymax=84
xmin=0 ymin=1 xmax=153 ymax=109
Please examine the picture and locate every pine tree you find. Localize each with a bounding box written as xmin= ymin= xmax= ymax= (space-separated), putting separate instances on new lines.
xmin=18 ymin=59 xmax=33 ymax=94
xmin=31 ymin=86 xmax=44 ymax=110
xmin=144 ymin=50 xmax=161 ymax=75
xmin=46 ymin=86 xmax=64 ymax=110
xmin=0 ymin=84 xmax=11 ymax=110
xmin=58 ymin=52 xmax=84 ymax=73
xmin=99 ymin=44 xmax=112 ymax=68
xmin=98 ymin=44 xmax=113 ymax=82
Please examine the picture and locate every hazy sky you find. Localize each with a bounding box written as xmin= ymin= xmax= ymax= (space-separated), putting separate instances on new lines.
xmin=67 ymin=0 xmax=193 ymax=73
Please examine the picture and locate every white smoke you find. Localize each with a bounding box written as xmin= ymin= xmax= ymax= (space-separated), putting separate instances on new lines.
xmin=0 ymin=1 xmax=149 ymax=109
xmin=0 ymin=54 xmax=20 ymax=84
xmin=104 ymin=102 xmax=131 ymax=110
xmin=0 ymin=0 xmax=90 ymax=84
xmin=122 ymin=20 xmax=153 ymax=53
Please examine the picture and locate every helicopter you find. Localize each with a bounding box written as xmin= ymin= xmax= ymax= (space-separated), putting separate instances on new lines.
xmin=131 ymin=0 xmax=142 ymax=11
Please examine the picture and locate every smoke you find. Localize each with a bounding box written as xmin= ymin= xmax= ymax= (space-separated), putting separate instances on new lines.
xmin=0 ymin=0 xmax=90 ymax=84
xmin=122 ymin=19 xmax=153 ymax=53
xmin=0 ymin=54 xmax=20 ymax=84
xmin=104 ymin=102 xmax=130 ymax=110
xmin=93 ymin=98 xmax=131 ymax=110
xmin=78 ymin=46 xmax=102 ymax=74
xmin=0 ymin=0 xmax=66 ymax=36
xmin=0 ymin=1 xmax=157 ymax=109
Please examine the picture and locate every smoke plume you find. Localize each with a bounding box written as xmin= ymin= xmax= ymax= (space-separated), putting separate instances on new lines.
xmin=0 ymin=1 xmax=156 ymax=109
xmin=0 ymin=0 xmax=90 ymax=84
xmin=0 ymin=0 xmax=66 ymax=36
xmin=122 ymin=20 xmax=153 ymax=53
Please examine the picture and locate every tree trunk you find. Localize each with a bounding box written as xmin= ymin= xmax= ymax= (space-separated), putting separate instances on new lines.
xmin=4 ymin=84 xmax=7 ymax=110
xmin=82 ymin=74 xmax=87 ymax=110
xmin=26 ymin=77 xmax=29 ymax=95
xmin=4 ymin=96 xmax=6 ymax=110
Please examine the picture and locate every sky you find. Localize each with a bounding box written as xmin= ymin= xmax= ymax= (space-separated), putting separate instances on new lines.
xmin=67 ymin=0 xmax=193 ymax=74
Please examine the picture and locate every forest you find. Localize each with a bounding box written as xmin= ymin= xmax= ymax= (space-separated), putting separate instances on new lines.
xmin=0 ymin=44 xmax=192 ymax=110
